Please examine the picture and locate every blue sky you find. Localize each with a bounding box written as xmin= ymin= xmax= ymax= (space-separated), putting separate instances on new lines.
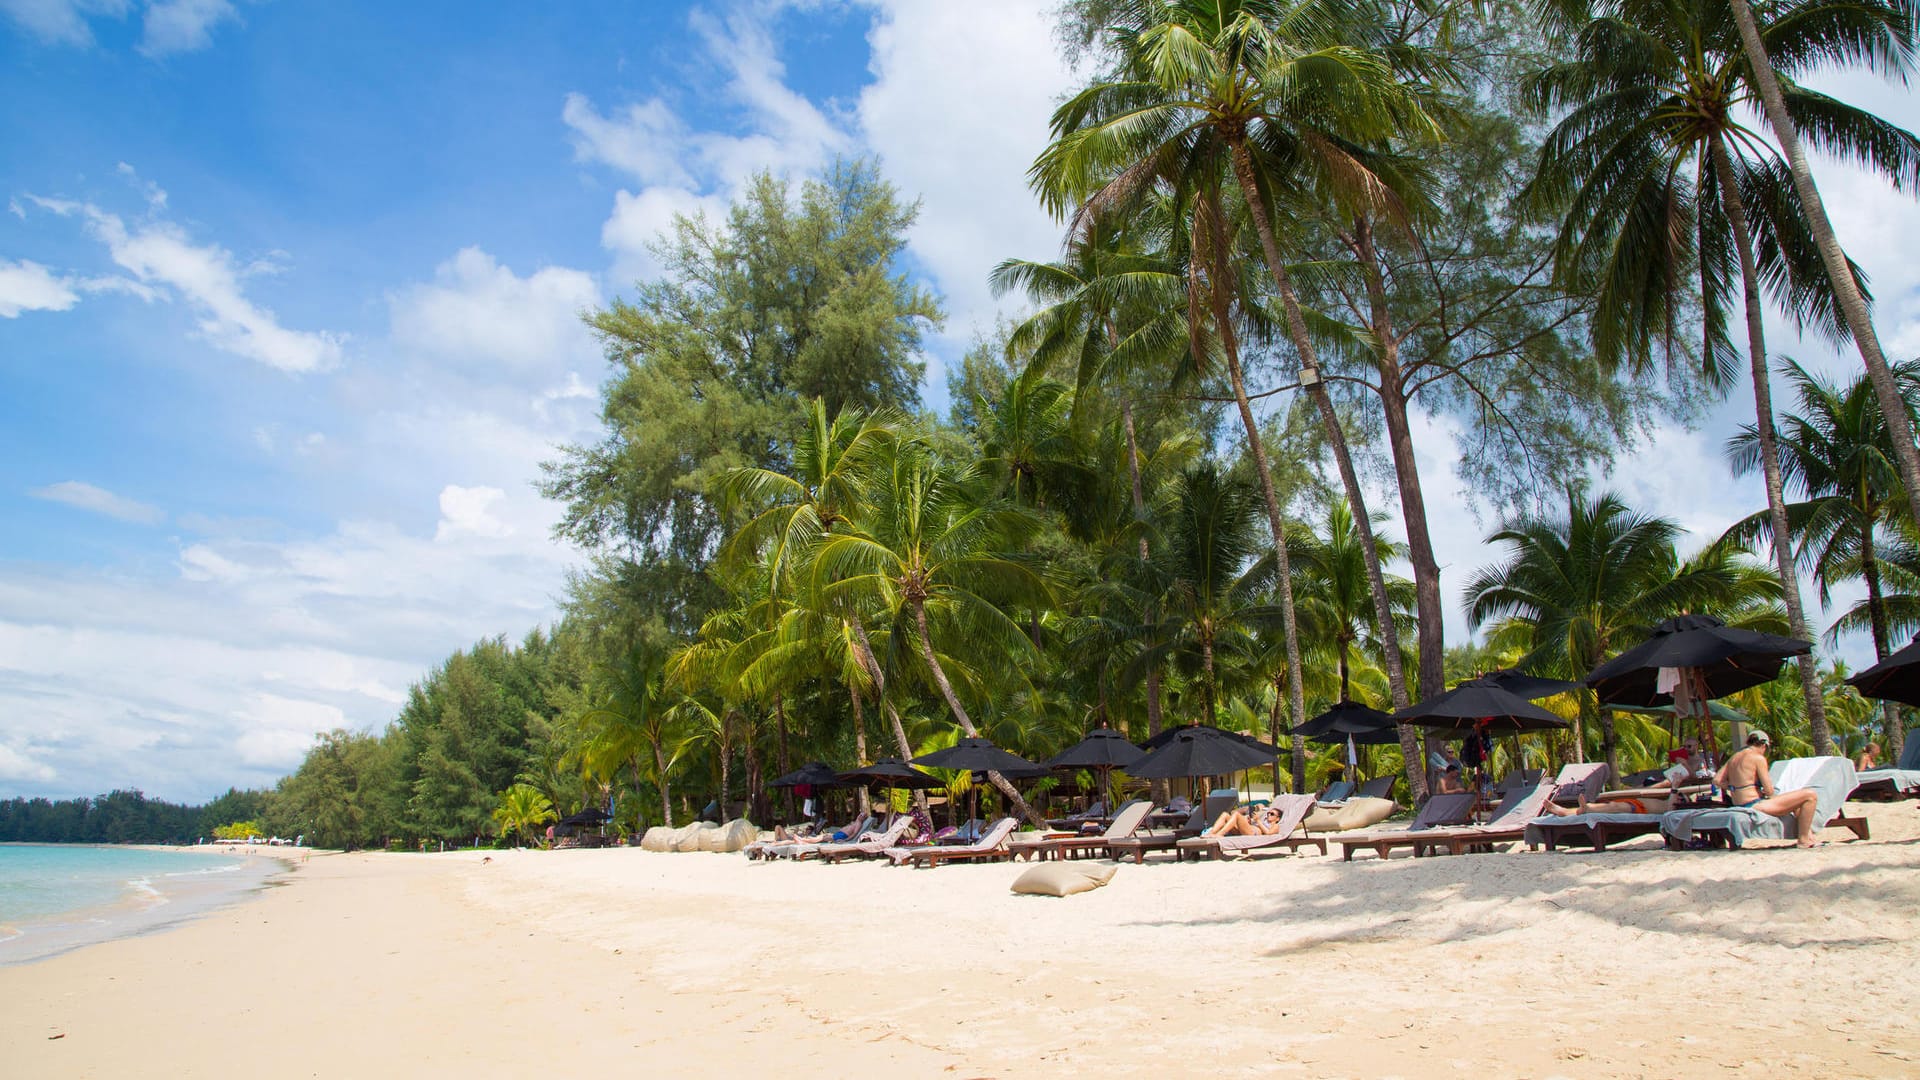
xmin=1 ymin=0 xmax=1915 ymax=801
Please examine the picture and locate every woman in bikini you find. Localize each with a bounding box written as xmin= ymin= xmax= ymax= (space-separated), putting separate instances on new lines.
xmin=1715 ymin=730 xmax=1822 ymax=847
xmin=1204 ymin=803 xmax=1286 ymax=836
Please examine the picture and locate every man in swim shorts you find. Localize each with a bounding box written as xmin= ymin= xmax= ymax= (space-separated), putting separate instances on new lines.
xmin=1715 ymin=730 xmax=1822 ymax=848
xmin=1537 ymin=762 xmax=1691 ymax=817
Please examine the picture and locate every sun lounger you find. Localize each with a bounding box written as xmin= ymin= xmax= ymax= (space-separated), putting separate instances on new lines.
xmin=1176 ymin=794 xmax=1324 ymax=860
xmin=1494 ymin=768 xmax=1543 ymax=797
xmin=1852 ymin=732 xmax=1920 ymax=800
xmin=814 ymin=817 xmax=917 ymax=863
xmin=886 ymin=818 xmax=1018 ymax=868
xmin=1661 ymin=757 xmax=1867 ymax=848
xmin=1525 ymin=807 xmax=1669 ymax=852
xmin=1549 ymin=762 xmax=1609 ymax=807
xmin=1106 ymin=791 xmax=1239 ymax=864
xmin=746 ymin=813 xmax=871 ymax=860
xmin=1315 ymin=781 xmax=1355 ymax=806
xmin=1354 ymin=775 xmax=1397 ymax=802
xmin=1011 ymin=801 xmax=1154 ymax=862
xmin=1334 ymin=792 xmax=1478 ymax=861
xmin=1399 ymin=782 xmax=1556 ymax=857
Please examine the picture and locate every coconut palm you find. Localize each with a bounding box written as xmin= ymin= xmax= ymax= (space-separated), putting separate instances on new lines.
xmin=1524 ymin=0 xmax=1920 ymax=754
xmin=1718 ymin=0 xmax=1920 ymax=526
xmin=1290 ymin=501 xmax=1416 ymax=704
xmin=813 ymin=439 xmax=1054 ymax=826
xmin=1127 ymin=464 xmax=1284 ymax=729
xmin=570 ymin=640 xmax=684 ymax=829
xmin=1033 ymin=0 xmax=1448 ymax=796
xmin=489 ymin=784 xmax=556 ymax=847
xmin=1725 ymin=358 xmax=1920 ymax=744
xmin=1464 ymin=488 xmax=1773 ymax=775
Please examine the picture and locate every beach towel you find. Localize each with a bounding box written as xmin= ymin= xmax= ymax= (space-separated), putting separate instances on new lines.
xmin=1660 ymin=756 xmax=1857 ymax=847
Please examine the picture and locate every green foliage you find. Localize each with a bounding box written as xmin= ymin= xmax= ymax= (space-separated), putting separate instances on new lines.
xmin=490 ymin=784 xmax=557 ymax=847
xmin=212 ymin=821 xmax=263 ymax=841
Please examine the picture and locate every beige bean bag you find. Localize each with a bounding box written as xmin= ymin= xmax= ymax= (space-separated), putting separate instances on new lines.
xmin=1303 ymin=796 xmax=1395 ymax=833
xmin=1010 ymin=862 xmax=1117 ymax=897
xmin=674 ymin=823 xmax=712 ymax=852
xmin=639 ymin=826 xmax=679 ymax=852
xmin=697 ymin=818 xmax=757 ymax=852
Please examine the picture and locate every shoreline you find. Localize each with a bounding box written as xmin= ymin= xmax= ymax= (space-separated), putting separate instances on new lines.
xmin=0 ymin=844 xmax=296 ymax=968
xmin=2 ymin=808 xmax=1917 ymax=1076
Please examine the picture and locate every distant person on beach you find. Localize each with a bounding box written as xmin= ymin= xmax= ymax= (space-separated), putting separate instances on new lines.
xmin=1857 ymin=742 xmax=1881 ymax=771
xmin=1204 ymin=803 xmax=1285 ymax=837
xmin=1715 ymin=731 xmax=1821 ymax=848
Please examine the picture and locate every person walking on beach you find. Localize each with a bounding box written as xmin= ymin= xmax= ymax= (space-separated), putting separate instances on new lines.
xmin=1716 ymin=731 xmax=1821 ymax=848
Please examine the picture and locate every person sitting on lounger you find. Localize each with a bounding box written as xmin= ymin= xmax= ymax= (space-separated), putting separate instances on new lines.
xmin=1435 ymin=765 xmax=1467 ymax=794
xmin=1857 ymin=742 xmax=1881 ymax=771
xmin=1538 ymin=764 xmax=1689 ymax=817
xmin=1716 ymin=730 xmax=1821 ymax=848
xmin=1204 ymin=803 xmax=1285 ymax=837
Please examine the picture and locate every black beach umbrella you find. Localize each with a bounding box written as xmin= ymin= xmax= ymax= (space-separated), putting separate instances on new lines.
xmin=837 ymin=759 xmax=943 ymax=790
xmin=1847 ymin=633 xmax=1920 ymax=708
xmin=1045 ymin=727 xmax=1146 ymax=771
xmin=911 ymin=737 xmax=1040 ymax=774
xmin=1290 ymin=701 xmax=1401 ymax=745
xmin=1477 ymin=669 xmax=1582 ymax=701
xmin=1129 ymin=727 xmax=1275 ymax=779
xmin=768 ymin=761 xmax=847 ymax=788
xmin=557 ymin=807 xmax=610 ymax=828
xmin=1393 ymin=678 xmax=1570 ymax=736
xmin=1585 ymin=614 xmax=1811 ymax=706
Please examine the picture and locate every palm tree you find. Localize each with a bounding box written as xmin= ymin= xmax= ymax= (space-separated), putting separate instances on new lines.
xmin=814 ymin=439 xmax=1054 ymax=826
xmin=1726 ymin=359 xmax=1920 ymax=746
xmin=1291 ymin=501 xmax=1416 ymax=703
xmin=490 ymin=783 xmax=556 ymax=848
xmin=1464 ymin=488 xmax=1770 ymax=776
xmin=1524 ymin=0 xmax=1919 ymax=754
xmin=1720 ymin=0 xmax=1920 ymax=526
xmin=1032 ymin=0 xmax=1440 ymax=790
xmin=571 ymin=641 xmax=683 ymax=829
xmin=1128 ymin=464 xmax=1284 ymax=729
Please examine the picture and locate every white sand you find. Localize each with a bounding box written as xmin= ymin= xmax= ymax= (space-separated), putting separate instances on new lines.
xmin=5 ymin=807 xmax=1919 ymax=1077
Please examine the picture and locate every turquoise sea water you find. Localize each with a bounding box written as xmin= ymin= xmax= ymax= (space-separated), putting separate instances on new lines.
xmin=0 ymin=844 xmax=283 ymax=966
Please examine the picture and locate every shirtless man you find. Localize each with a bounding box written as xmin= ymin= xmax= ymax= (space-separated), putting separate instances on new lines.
xmin=1716 ymin=730 xmax=1821 ymax=848
xmin=1539 ymin=763 xmax=1689 ymax=817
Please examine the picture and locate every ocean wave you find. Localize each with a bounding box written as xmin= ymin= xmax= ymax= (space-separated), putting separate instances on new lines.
xmin=162 ymin=863 xmax=243 ymax=878
xmin=125 ymin=877 xmax=168 ymax=905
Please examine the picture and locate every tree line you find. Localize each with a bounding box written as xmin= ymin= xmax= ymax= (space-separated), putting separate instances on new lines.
xmin=246 ymin=0 xmax=1920 ymax=848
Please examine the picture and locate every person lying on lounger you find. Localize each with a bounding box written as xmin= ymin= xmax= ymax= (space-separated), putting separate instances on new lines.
xmin=1716 ymin=730 xmax=1821 ymax=849
xmin=1538 ymin=764 xmax=1690 ymax=817
xmin=1204 ymin=803 xmax=1285 ymax=837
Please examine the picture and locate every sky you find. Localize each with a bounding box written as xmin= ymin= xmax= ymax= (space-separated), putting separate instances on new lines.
xmin=0 ymin=0 xmax=1915 ymax=802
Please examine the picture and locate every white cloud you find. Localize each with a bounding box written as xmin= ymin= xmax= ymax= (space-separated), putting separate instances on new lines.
xmin=29 ymin=480 xmax=165 ymax=525
xmin=0 ymin=258 xmax=80 ymax=317
xmin=563 ymin=4 xmax=851 ymax=281
xmin=29 ymin=194 xmax=345 ymax=373
xmin=138 ymin=0 xmax=235 ymax=57
xmin=389 ymin=247 xmax=601 ymax=377
xmin=0 ymin=0 xmax=128 ymax=46
xmin=0 ymin=742 xmax=56 ymax=783
xmin=232 ymin=693 xmax=345 ymax=769
xmin=856 ymin=0 xmax=1081 ymax=386
xmin=435 ymin=484 xmax=512 ymax=541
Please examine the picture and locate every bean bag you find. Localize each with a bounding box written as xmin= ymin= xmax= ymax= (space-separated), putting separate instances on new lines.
xmin=673 ymin=823 xmax=711 ymax=852
xmin=1010 ymin=862 xmax=1117 ymax=897
xmin=639 ymin=826 xmax=679 ymax=852
xmin=1303 ymin=796 xmax=1395 ymax=833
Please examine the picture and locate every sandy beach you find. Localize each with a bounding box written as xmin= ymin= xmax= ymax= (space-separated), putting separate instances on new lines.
xmin=4 ymin=808 xmax=1919 ymax=1078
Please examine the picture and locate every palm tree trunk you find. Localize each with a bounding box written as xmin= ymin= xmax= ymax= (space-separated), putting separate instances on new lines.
xmin=908 ymin=600 xmax=1047 ymax=827
xmin=850 ymin=683 xmax=869 ymax=764
xmin=775 ymin=693 xmax=794 ymax=821
xmin=1726 ymin=0 xmax=1920 ymax=530
xmin=1711 ymin=136 xmax=1836 ymax=755
xmin=1861 ymin=525 xmax=1903 ymax=749
xmin=1354 ymin=216 xmax=1445 ymax=705
xmin=1229 ymin=141 xmax=1420 ymax=800
xmin=744 ymin=717 xmax=764 ymax=823
xmin=1124 ymin=401 xmax=1171 ymax=805
xmin=847 ymin=615 xmax=930 ymax=812
xmin=1215 ymin=317 xmax=1310 ymax=793
xmin=649 ymin=745 xmax=672 ymax=828
xmin=718 ymin=711 xmax=732 ymax=821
